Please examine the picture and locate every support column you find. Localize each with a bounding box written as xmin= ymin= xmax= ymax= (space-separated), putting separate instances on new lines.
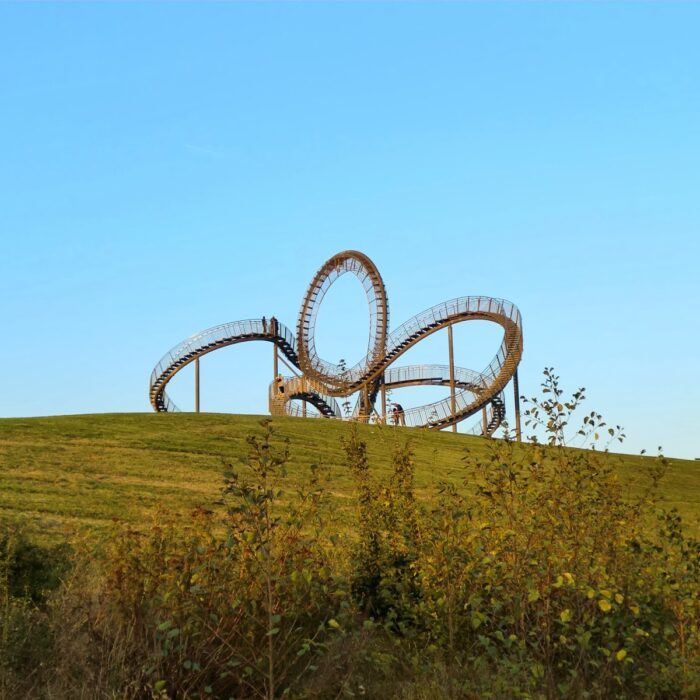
xmin=273 ymin=342 xmax=278 ymax=380
xmin=195 ymin=357 xmax=200 ymax=413
xmin=513 ymin=368 xmax=522 ymax=442
xmin=482 ymin=406 xmax=487 ymax=435
xmin=357 ymin=386 xmax=366 ymax=422
xmin=448 ymin=323 xmax=456 ymax=433
xmin=380 ymin=376 xmax=386 ymax=424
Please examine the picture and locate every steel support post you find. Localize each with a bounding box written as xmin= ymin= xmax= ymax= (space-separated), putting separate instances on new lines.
xmin=273 ymin=342 xmax=278 ymax=380
xmin=278 ymin=353 xmax=300 ymax=377
xmin=195 ymin=357 xmax=200 ymax=413
xmin=513 ymin=368 xmax=522 ymax=441
xmin=482 ymin=406 xmax=487 ymax=435
xmin=448 ymin=323 xmax=456 ymax=433
xmin=380 ymin=376 xmax=386 ymax=423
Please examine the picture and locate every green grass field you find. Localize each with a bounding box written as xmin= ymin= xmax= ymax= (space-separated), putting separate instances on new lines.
xmin=1 ymin=413 xmax=699 ymax=541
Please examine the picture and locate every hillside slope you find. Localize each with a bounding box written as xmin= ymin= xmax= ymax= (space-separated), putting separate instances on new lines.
xmin=1 ymin=413 xmax=698 ymax=540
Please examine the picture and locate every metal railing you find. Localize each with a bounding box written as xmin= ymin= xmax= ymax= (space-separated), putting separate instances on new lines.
xmin=148 ymin=252 xmax=523 ymax=436
xmin=300 ymin=295 xmax=521 ymax=389
xmin=149 ymin=319 xmax=298 ymax=413
xmin=268 ymin=375 xmax=342 ymax=418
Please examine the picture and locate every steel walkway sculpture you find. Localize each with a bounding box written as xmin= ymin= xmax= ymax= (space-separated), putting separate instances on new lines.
xmin=149 ymin=250 xmax=524 ymax=435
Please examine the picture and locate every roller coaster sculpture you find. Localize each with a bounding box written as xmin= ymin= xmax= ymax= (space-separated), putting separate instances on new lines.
xmin=149 ymin=250 xmax=524 ymax=436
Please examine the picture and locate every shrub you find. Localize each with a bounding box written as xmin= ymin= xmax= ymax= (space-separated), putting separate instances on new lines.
xmin=0 ymin=526 xmax=71 ymax=605
xmin=0 ymin=526 xmax=71 ymax=698
xmin=90 ymin=420 xmax=348 ymax=699
xmin=344 ymin=428 xmax=422 ymax=631
xmin=343 ymin=368 xmax=700 ymax=697
xmin=1 ymin=371 xmax=699 ymax=698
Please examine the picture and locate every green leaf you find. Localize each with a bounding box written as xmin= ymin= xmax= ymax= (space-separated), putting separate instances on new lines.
xmin=530 ymin=662 xmax=544 ymax=679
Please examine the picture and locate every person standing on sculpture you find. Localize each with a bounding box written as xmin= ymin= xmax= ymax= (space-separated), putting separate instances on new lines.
xmin=392 ymin=402 xmax=406 ymax=426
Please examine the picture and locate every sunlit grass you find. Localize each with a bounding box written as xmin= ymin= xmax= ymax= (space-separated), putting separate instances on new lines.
xmin=1 ymin=412 xmax=698 ymax=542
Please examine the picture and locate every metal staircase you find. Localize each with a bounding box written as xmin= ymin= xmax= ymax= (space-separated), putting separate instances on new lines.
xmin=149 ymin=319 xmax=299 ymax=414
xmin=269 ymin=375 xmax=341 ymax=418
xmin=149 ymin=251 xmax=524 ymax=436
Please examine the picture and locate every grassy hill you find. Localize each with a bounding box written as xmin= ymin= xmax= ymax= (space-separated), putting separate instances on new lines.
xmin=1 ymin=412 xmax=699 ymax=541
xmin=2 ymin=412 xmax=700 ymax=698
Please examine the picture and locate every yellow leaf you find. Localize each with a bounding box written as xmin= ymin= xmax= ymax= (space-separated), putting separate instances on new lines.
xmin=598 ymin=599 xmax=612 ymax=613
xmin=615 ymin=593 xmax=624 ymax=605
xmin=600 ymin=589 xmax=612 ymax=599
xmin=630 ymin=605 xmax=640 ymax=616
xmin=616 ymin=649 xmax=627 ymax=661
xmin=560 ymin=609 xmax=572 ymax=622
xmin=587 ymin=588 xmax=595 ymax=599
xmin=564 ymin=572 xmax=575 ymax=585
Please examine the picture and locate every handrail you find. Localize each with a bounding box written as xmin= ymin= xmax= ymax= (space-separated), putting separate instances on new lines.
xmin=148 ymin=250 xmax=523 ymax=435
xmin=302 ymin=295 xmax=521 ymax=389
xmin=269 ymin=375 xmax=342 ymax=418
xmin=149 ymin=319 xmax=299 ymax=413
xmin=294 ymin=293 xmax=522 ymax=430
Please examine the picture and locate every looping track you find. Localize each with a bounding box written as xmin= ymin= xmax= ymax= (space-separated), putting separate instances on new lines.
xmin=149 ymin=250 xmax=523 ymax=434
xmin=297 ymin=250 xmax=389 ymax=391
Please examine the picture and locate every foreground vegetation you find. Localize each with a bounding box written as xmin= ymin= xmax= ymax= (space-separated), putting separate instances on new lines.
xmin=2 ymin=372 xmax=700 ymax=697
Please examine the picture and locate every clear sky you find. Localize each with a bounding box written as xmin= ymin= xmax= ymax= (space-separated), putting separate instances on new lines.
xmin=1 ymin=2 xmax=699 ymax=459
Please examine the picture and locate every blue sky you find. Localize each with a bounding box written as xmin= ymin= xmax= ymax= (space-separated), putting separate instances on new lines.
xmin=1 ymin=3 xmax=698 ymax=458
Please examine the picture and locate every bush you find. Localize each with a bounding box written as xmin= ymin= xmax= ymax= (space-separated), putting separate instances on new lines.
xmin=341 ymin=369 xmax=700 ymax=697
xmin=1 ymin=371 xmax=699 ymax=698
xmin=87 ymin=420 xmax=348 ymax=699
xmin=0 ymin=527 xmax=71 ymax=605
xmin=0 ymin=527 xmax=72 ymax=698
